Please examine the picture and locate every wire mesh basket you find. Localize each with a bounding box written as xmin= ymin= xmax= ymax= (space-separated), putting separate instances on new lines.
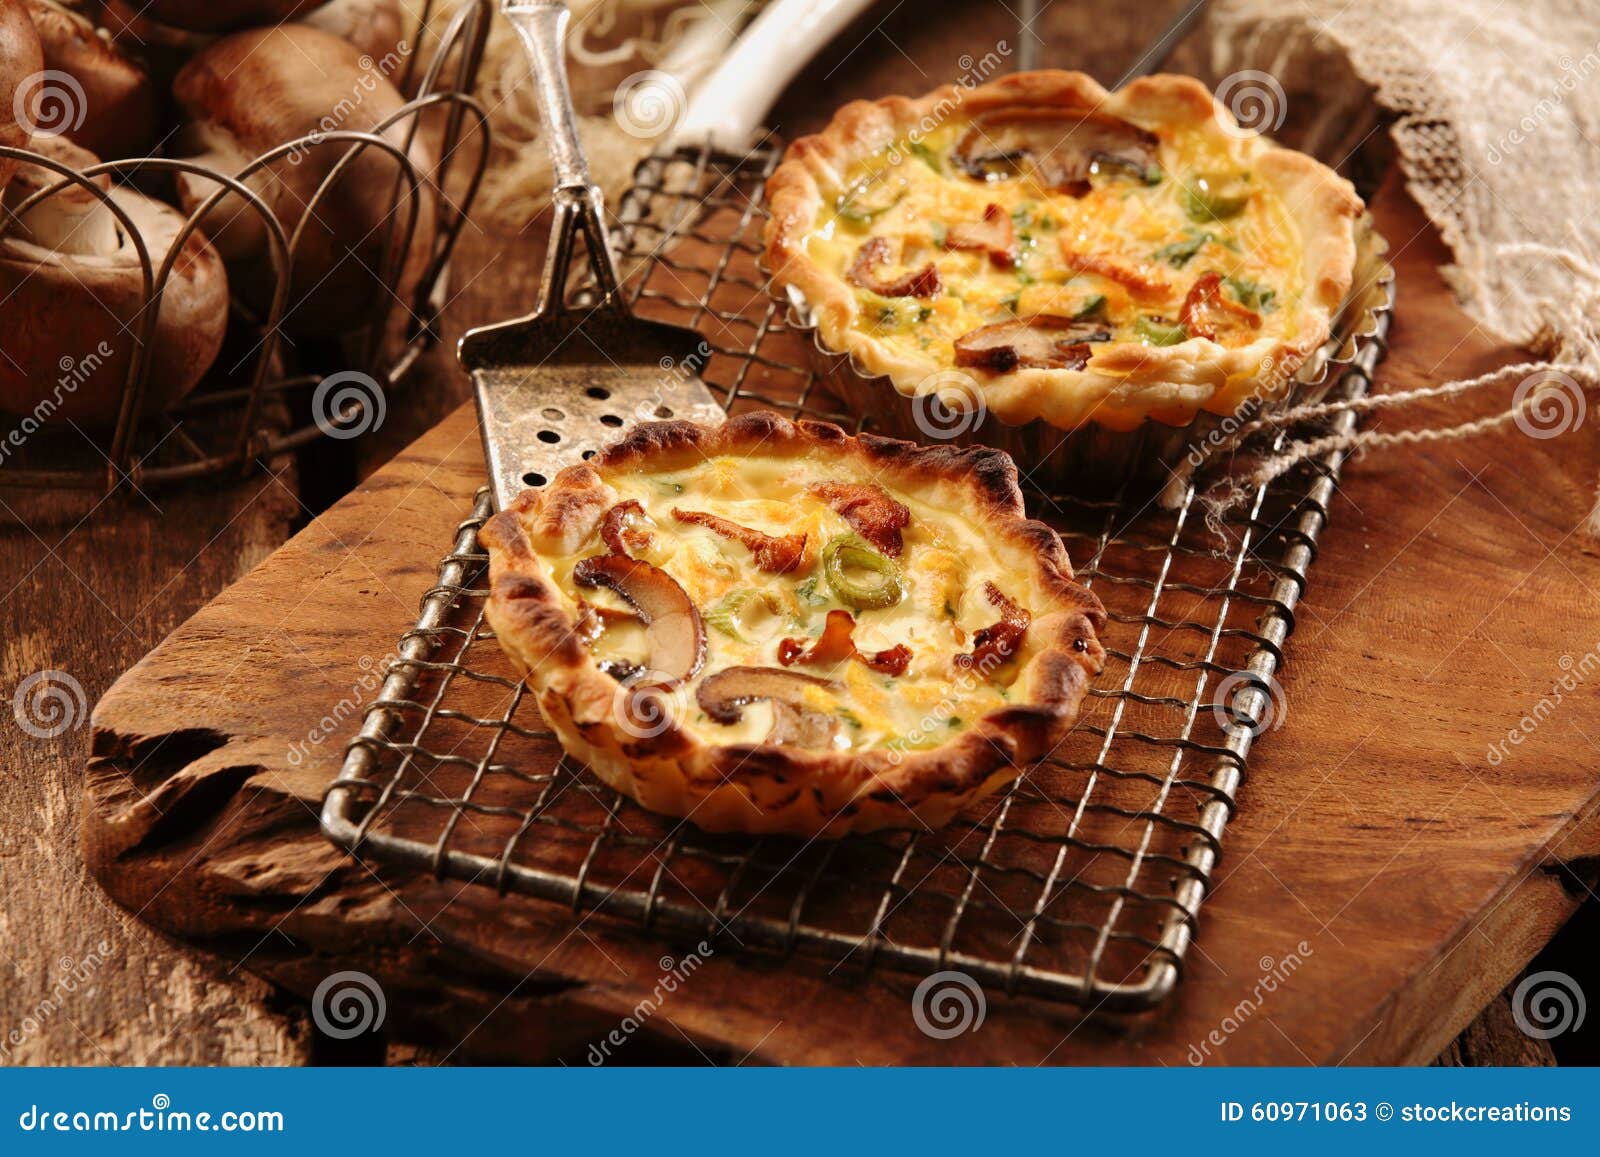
xmin=0 ymin=0 xmax=493 ymax=494
xmin=321 ymin=140 xmax=1393 ymax=1011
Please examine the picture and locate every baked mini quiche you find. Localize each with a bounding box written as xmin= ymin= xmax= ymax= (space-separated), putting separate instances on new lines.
xmin=479 ymin=412 xmax=1105 ymax=837
xmin=764 ymin=70 xmax=1364 ymax=441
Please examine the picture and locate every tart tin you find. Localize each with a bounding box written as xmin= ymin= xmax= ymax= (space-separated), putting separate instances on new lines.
xmin=781 ymin=222 xmax=1394 ymax=495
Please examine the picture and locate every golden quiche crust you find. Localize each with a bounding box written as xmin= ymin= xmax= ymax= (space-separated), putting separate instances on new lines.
xmin=479 ymin=412 xmax=1106 ymax=837
xmin=763 ymin=71 xmax=1365 ymax=432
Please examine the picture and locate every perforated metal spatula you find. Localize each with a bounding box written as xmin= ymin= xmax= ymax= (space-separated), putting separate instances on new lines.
xmin=460 ymin=0 xmax=723 ymax=509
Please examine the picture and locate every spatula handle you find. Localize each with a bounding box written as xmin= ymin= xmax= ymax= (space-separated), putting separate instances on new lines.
xmin=502 ymin=1 xmax=589 ymax=190
xmin=501 ymin=0 xmax=624 ymax=310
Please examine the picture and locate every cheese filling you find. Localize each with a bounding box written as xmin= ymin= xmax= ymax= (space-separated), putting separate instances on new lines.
xmin=802 ymin=118 xmax=1305 ymax=373
xmin=546 ymin=454 xmax=1052 ymax=752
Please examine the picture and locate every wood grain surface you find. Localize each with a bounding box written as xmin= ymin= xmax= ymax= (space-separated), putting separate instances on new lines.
xmin=1 ymin=466 xmax=309 ymax=1065
xmin=3 ymin=0 xmax=1579 ymax=1067
xmin=78 ymin=173 xmax=1600 ymax=1064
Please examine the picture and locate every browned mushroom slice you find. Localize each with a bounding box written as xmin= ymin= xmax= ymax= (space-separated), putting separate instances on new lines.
xmin=953 ymin=109 xmax=1160 ymax=195
xmin=574 ymin=598 xmax=640 ymax=645
xmin=671 ymin=508 xmax=808 ymax=574
xmin=1179 ymin=271 xmax=1262 ymax=343
xmin=572 ymin=555 xmax=705 ymax=683
xmin=696 ymin=666 xmax=843 ymax=749
xmin=944 ymin=202 xmax=1018 ymax=268
xmin=600 ymin=499 xmax=653 ymax=557
xmin=955 ymin=582 xmax=1032 ymax=671
xmin=953 ymin=317 xmax=1111 ymax=373
xmin=846 ymin=236 xmax=942 ymax=299
xmin=778 ymin=609 xmax=912 ymax=676
xmin=1058 ymin=243 xmax=1175 ymax=300
xmin=807 ymin=482 xmax=911 ymax=557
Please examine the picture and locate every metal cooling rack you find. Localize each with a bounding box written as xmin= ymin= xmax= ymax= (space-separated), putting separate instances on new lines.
xmin=321 ymin=142 xmax=1393 ymax=1011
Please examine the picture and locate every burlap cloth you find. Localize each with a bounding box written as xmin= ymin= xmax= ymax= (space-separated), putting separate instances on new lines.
xmin=1201 ymin=0 xmax=1600 ymax=519
xmin=1213 ymin=0 xmax=1600 ymax=361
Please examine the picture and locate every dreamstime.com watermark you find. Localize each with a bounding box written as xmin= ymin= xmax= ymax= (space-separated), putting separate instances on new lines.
xmin=911 ymin=970 xmax=986 ymax=1039
xmin=11 ymin=69 xmax=86 ymax=138
xmin=311 ymin=371 xmax=387 ymax=440
xmin=286 ymin=652 xmax=398 ymax=766
xmin=1187 ymin=940 xmax=1313 ymax=1064
xmin=17 ymin=1095 xmax=283 ymax=1134
xmin=1 ymin=942 xmax=114 ymax=1063
xmin=0 ymin=343 xmax=115 ymax=468
xmin=11 ymin=668 xmax=88 ymax=740
xmin=311 ymin=971 xmax=387 ymax=1040
xmin=286 ymin=43 xmax=413 ymax=165
xmin=586 ymin=943 xmax=713 ymax=1064
xmin=1486 ymin=40 xmax=1600 ymax=165
xmin=883 ymin=43 xmax=1013 ymax=167
xmin=885 ymin=647 xmax=1010 ymax=763
xmin=1485 ymin=643 xmax=1600 ymax=765
xmin=1511 ymin=971 xmax=1586 ymax=1040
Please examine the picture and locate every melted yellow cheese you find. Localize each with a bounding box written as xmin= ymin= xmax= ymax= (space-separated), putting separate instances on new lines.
xmin=548 ymin=455 xmax=1033 ymax=752
xmin=805 ymin=121 xmax=1304 ymax=367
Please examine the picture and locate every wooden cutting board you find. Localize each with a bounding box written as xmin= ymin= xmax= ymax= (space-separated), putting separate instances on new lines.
xmin=82 ymin=180 xmax=1600 ymax=1065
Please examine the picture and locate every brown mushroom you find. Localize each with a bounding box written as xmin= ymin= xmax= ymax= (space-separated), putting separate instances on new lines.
xmin=696 ymin=666 xmax=843 ymax=749
xmin=955 ymin=582 xmax=1031 ymax=670
xmin=0 ymin=135 xmax=229 ymax=423
xmin=846 ymin=235 xmax=941 ymax=299
xmin=301 ymin=0 xmax=409 ymax=76
xmin=23 ymin=1 xmax=158 ymax=159
xmin=172 ymin=24 xmax=436 ymax=336
xmin=807 ymin=481 xmax=909 ymax=557
xmin=1179 ymin=271 xmax=1262 ymax=343
xmin=572 ymin=554 xmax=705 ymax=684
xmin=944 ymin=202 xmax=1017 ymax=268
xmin=953 ymin=316 xmax=1111 ymax=373
xmin=953 ymin=108 xmax=1160 ymax=196
xmin=132 ymin=0 xmax=322 ymax=34
xmin=1058 ymin=242 xmax=1174 ymax=300
xmin=778 ymin=609 xmax=912 ymax=676
xmin=0 ymin=0 xmax=43 ymax=196
xmin=671 ymin=508 xmax=809 ymax=574
xmin=600 ymin=499 xmax=653 ymax=557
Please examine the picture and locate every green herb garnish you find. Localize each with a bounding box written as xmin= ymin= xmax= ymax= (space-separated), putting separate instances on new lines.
xmin=1153 ymin=231 xmax=1215 ymax=267
xmin=1135 ymin=315 xmax=1189 ymax=346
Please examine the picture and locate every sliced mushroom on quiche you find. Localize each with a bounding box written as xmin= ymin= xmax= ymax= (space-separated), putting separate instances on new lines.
xmin=479 ymin=412 xmax=1106 ymax=838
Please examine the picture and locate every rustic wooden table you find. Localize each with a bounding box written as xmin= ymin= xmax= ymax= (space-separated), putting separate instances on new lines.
xmin=1 ymin=0 xmax=1585 ymax=1065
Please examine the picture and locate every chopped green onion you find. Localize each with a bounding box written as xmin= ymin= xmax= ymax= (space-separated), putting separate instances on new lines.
xmin=909 ymin=141 xmax=943 ymax=173
xmin=703 ymin=589 xmax=781 ymax=643
xmin=1072 ymin=293 xmax=1107 ymax=321
xmin=834 ymin=175 xmax=904 ymax=225
xmin=1181 ymin=174 xmax=1250 ymax=222
xmin=1223 ymin=274 xmax=1276 ymax=312
xmin=1152 ymin=231 xmax=1214 ymax=268
xmin=1135 ymin=315 xmax=1189 ymax=346
xmin=822 ymin=534 xmax=904 ymax=611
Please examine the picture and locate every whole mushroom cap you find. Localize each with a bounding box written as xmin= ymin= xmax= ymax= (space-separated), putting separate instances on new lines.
xmin=173 ymin=24 xmax=436 ymax=337
xmin=0 ymin=0 xmax=44 ymax=195
xmin=301 ymin=0 xmax=409 ymax=75
xmin=24 ymin=0 xmax=160 ymax=159
xmin=0 ymin=136 xmax=230 ymax=424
